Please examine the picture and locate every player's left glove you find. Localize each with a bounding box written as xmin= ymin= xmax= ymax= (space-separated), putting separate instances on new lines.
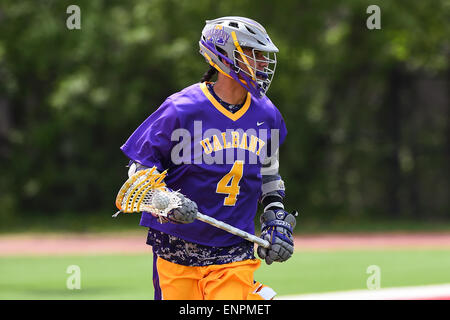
xmin=257 ymin=209 xmax=297 ymax=265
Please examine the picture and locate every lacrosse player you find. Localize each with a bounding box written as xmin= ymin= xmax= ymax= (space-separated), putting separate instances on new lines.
xmin=120 ymin=16 xmax=296 ymax=300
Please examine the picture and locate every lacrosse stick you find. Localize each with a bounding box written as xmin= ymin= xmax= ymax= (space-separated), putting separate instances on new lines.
xmin=113 ymin=167 xmax=270 ymax=249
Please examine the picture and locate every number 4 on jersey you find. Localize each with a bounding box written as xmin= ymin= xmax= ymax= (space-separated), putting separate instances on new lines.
xmin=216 ymin=160 xmax=244 ymax=206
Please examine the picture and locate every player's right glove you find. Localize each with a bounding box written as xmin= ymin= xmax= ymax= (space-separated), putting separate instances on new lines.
xmin=127 ymin=162 xmax=198 ymax=224
xmin=257 ymin=209 xmax=297 ymax=265
xmin=165 ymin=194 xmax=198 ymax=224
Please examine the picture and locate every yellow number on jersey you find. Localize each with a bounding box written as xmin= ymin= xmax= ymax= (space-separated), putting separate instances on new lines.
xmin=216 ymin=160 xmax=244 ymax=206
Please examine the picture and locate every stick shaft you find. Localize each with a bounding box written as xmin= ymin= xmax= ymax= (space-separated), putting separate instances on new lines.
xmin=196 ymin=212 xmax=270 ymax=249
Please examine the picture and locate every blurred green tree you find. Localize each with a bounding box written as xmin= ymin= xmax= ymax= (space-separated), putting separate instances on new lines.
xmin=0 ymin=0 xmax=448 ymax=226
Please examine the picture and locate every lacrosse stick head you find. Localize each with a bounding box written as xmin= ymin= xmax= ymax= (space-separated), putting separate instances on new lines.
xmin=114 ymin=167 xmax=182 ymax=218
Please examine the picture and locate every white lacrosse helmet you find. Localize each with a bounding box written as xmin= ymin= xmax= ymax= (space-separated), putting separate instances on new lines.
xmin=199 ymin=16 xmax=278 ymax=98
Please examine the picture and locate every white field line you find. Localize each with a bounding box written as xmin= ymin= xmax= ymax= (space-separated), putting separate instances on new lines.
xmin=277 ymin=283 xmax=450 ymax=300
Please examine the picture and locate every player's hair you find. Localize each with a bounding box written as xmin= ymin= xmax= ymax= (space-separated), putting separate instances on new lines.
xmin=200 ymin=66 xmax=218 ymax=82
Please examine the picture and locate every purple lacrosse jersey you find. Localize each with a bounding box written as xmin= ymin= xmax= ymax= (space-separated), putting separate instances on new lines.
xmin=121 ymin=82 xmax=287 ymax=247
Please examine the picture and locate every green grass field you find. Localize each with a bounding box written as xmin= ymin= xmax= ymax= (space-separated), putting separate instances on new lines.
xmin=1 ymin=249 xmax=450 ymax=299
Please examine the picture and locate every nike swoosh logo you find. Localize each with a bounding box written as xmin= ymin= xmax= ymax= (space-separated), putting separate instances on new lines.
xmin=257 ymin=121 xmax=264 ymax=126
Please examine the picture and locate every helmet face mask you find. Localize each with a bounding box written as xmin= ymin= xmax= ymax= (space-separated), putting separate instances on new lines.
xmin=233 ymin=47 xmax=277 ymax=96
xmin=199 ymin=16 xmax=278 ymax=98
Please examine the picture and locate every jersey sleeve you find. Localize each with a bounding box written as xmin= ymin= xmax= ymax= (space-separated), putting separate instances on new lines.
xmin=275 ymin=108 xmax=288 ymax=150
xmin=120 ymin=98 xmax=179 ymax=172
xmin=265 ymin=106 xmax=287 ymax=160
xmin=259 ymin=105 xmax=288 ymax=204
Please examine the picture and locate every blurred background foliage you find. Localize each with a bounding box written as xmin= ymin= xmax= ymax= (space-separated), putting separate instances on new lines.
xmin=0 ymin=0 xmax=448 ymax=231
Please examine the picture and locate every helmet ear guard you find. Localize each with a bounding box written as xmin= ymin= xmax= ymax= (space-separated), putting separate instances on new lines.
xmin=199 ymin=41 xmax=234 ymax=80
xmin=199 ymin=16 xmax=278 ymax=98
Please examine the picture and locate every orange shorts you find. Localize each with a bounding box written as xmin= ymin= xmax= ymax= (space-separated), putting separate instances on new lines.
xmin=153 ymin=256 xmax=276 ymax=300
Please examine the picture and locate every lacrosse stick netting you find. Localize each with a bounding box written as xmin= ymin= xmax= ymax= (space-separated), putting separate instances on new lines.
xmin=113 ymin=167 xmax=182 ymax=219
xmin=113 ymin=167 xmax=270 ymax=248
